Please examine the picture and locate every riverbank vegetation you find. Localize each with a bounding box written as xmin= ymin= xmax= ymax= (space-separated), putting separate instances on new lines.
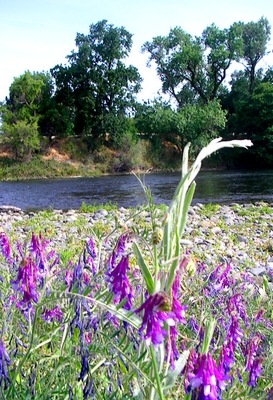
xmin=1 ymin=17 xmax=273 ymax=180
xmin=1 ymin=139 xmax=273 ymax=399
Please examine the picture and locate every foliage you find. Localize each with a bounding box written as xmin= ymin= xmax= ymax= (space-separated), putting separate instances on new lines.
xmin=0 ymin=17 xmax=273 ymax=169
xmin=142 ymin=22 xmax=243 ymax=106
xmin=1 ymin=138 xmax=270 ymax=400
xmin=238 ymin=17 xmax=271 ymax=91
xmin=135 ymin=99 xmax=226 ymax=157
xmin=1 ymin=119 xmax=40 ymax=160
xmin=51 ymin=20 xmax=142 ymax=148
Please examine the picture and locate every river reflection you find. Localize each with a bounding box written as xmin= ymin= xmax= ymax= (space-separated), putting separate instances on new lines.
xmin=0 ymin=170 xmax=273 ymax=211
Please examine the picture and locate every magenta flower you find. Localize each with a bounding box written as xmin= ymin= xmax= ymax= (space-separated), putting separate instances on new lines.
xmin=0 ymin=232 xmax=12 ymax=262
xmin=187 ymin=352 xmax=227 ymax=400
xmin=11 ymin=257 xmax=40 ymax=310
xmin=166 ymin=269 xmax=187 ymax=367
xmin=107 ymin=233 xmax=131 ymax=273
xmin=135 ymin=292 xmax=175 ymax=346
xmin=42 ymin=306 xmax=63 ymax=323
xmin=108 ymin=255 xmax=133 ymax=310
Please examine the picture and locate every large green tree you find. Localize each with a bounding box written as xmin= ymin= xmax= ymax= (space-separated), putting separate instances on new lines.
xmin=142 ymin=23 xmax=243 ymax=107
xmin=51 ymin=20 xmax=142 ymax=148
xmin=238 ymin=17 xmax=271 ymax=91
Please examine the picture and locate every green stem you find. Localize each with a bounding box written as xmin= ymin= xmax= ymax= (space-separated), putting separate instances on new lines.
xmin=153 ymin=244 xmax=159 ymax=289
xmin=150 ymin=345 xmax=165 ymax=400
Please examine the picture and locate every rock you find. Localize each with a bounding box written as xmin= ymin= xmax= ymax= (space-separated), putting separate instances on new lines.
xmin=0 ymin=205 xmax=22 ymax=212
xmin=249 ymin=266 xmax=267 ymax=276
xmin=237 ymin=235 xmax=248 ymax=243
xmin=180 ymin=239 xmax=193 ymax=246
xmin=211 ymin=227 xmax=222 ymax=235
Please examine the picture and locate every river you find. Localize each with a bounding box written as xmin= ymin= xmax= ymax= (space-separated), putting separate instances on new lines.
xmin=0 ymin=170 xmax=273 ymax=211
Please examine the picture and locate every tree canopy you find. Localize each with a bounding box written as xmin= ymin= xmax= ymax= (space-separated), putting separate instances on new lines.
xmin=0 ymin=17 xmax=272 ymax=168
xmin=51 ymin=20 xmax=142 ymax=148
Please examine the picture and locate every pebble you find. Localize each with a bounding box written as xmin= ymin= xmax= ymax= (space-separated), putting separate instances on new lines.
xmin=1 ymin=203 xmax=273 ymax=280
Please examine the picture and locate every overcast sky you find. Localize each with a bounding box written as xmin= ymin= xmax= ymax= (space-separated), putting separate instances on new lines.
xmin=1 ymin=0 xmax=273 ymax=102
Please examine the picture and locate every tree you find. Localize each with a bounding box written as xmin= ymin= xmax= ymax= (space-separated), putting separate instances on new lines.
xmin=1 ymin=119 xmax=40 ymax=160
xmin=238 ymin=17 xmax=271 ymax=91
xmin=0 ymin=71 xmax=53 ymax=158
xmin=142 ymin=23 xmax=242 ymax=107
xmin=6 ymin=71 xmax=52 ymax=121
xmin=51 ymin=20 xmax=142 ymax=149
xmin=135 ymin=99 xmax=226 ymax=159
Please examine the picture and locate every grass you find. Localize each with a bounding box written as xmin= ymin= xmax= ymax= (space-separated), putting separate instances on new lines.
xmin=0 ymin=156 xmax=102 ymax=181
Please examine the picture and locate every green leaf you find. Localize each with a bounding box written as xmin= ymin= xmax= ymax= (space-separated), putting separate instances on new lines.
xmin=133 ymin=242 xmax=155 ymax=294
xmin=163 ymin=350 xmax=190 ymax=392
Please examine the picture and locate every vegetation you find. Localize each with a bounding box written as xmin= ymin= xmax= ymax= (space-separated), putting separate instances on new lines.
xmin=1 ymin=138 xmax=273 ymax=399
xmin=0 ymin=16 xmax=273 ymax=177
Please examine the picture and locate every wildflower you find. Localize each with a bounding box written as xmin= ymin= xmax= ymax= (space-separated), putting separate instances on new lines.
xmin=167 ymin=269 xmax=187 ymax=367
xmin=135 ymin=292 xmax=175 ymax=346
xmin=247 ymin=357 xmax=263 ymax=387
xmin=30 ymin=233 xmax=58 ymax=275
xmin=42 ymin=306 xmax=63 ymax=323
xmin=0 ymin=339 xmax=10 ymax=386
xmin=0 ymin=232 xmax=12 ymax=262
xmin=11 ymin=257 xmax=40 ymax=310
xmin=171 ymin=270 xmax=187 ymax=325
xmin=83 ymin=237 xmax=97 ymax=274
xmin=108 ymin=255 xmax=133 ymax=310
xmin=245 ymin=335 xmax=263 ymax=387
xmin=228 ymin=294 xmax=248 ymax=325
xmin=187 ymin=352 xmax=227 ymax=400
xmin=209 ymin=263 xmax=234 ymax=292
xmin=107 ymin=233 xmax=131 ymax=273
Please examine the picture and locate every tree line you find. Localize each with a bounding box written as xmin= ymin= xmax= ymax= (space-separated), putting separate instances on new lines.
xmin=1 ymin=17 xmax=273 ymax=168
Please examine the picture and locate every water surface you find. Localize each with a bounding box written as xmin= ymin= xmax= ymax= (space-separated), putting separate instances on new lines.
xmin=0 ymin=170 xmax=273 ymax=211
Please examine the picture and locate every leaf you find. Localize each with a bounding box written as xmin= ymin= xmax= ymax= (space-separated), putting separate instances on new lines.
xmin=163 ymin=350 xmax=190 ymax=392
xmin=133 ymin=242 xmax=155 ymax=294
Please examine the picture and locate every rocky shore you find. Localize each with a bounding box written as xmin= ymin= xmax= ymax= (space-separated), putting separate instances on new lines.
xmin=1 ymin=202 xmax=273 ymax=282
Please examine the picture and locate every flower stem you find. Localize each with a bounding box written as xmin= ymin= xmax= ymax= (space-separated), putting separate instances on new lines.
xmin=150 ymin=345 xmax=165 ymax=400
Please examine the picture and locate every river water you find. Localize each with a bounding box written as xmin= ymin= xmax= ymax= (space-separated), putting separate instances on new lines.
xmin=0 ymin=170 xmax=273 ymax=211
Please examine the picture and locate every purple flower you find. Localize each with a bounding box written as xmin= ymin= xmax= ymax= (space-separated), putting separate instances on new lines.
xmin=171 ymin=270 xmax=187 ymax=325
xmin=83 ymin=237 xmax=97 ymax=274
xmin=245 ymin=335 xmax=263 ymax=387
xmin=0 ymin=232 xmax=12 ymax=262
xmin=166 ymin=269 xmax=187 ymax=367
xmin=42 ymin=306 xmax=63 ymax=323
xmin=187 ymin=352 xmax=227 ymax=400
xmin=30 ymin=233 xmax=58 ymax=275
xmin=135 ymin=292 xmax=175 ymax=346
xmin=107 ymin=233 xmax=131 ymax=273
xmin=209 ymin=263 xmax=234 ymax=292
xmin=228 ymin=294 xmax=248 ymax=325
xmin=11 ymin=257 xmax=40 ymax=310
xmin=247 ymin=357 xmax=263 ymax=387
xmin=0 ymin=339 xmax=10 ymax=385
xmin=108 ymin=255 xmax=133 ymax=310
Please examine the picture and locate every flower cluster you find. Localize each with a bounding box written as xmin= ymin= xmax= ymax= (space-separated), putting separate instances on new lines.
xmin=135 ymin=291 xmax=175 ymax=346
xmin=186 ymin=351 xmax=227 ymax=400
xmin=107 ymin=233 xmax=133 ymax=310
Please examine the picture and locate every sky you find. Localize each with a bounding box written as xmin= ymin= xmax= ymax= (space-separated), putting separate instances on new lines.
xmin=1 ymin=0 xmax=273 ymax=103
